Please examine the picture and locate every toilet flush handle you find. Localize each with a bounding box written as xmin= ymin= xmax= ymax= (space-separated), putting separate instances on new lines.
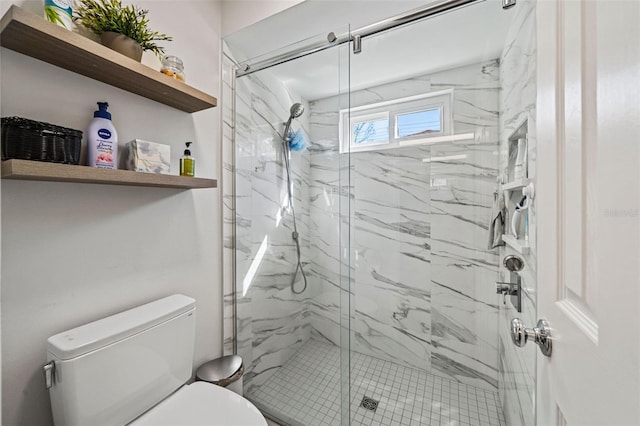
xmin=43 ymin=361 xmax=56 ymax=389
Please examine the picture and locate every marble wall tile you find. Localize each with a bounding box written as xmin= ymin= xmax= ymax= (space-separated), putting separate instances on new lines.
xmin=309 ymin=60 xmax=501 ymax=389
xmin=496 ymin=0 xmax=537 ymax=424
xmin=428 ymin=141 xmax=500 ymax=390
xmin=350 ymin=147 xmax=432 ymax=371
xmin=231 ymin=67 xmax=314 ymax=394
xmin=306 ymin=85 xmax=352 ymax=348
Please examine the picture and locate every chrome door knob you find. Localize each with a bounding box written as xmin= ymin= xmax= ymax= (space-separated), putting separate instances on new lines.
xmin=510 ymin=318 xmax=552 ymax=357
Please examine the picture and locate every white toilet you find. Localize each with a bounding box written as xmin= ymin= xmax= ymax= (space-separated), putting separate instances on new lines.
xmin=44 ymin=294 xmax=267 ymax=426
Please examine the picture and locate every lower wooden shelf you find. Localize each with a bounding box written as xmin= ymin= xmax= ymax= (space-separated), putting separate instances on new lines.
xmin=1 ymin=159 xmax=217 ymax=189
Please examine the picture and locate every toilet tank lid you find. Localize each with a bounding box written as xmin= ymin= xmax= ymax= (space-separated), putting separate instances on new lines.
xmin=47 ymin=294 xmax=195 ymax=360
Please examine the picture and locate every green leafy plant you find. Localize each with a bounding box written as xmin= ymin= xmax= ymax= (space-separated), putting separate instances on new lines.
xmin=45 ymin=6 xmax=66 ymax=26
xmin=74 ymin=0 xmax=172 ymax=57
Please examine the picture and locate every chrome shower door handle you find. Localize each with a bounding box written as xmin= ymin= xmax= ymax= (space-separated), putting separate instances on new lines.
xmin=510 ymin=318 xmax=552 ymax=357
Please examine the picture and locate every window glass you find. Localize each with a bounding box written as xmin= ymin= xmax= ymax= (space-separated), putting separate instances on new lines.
xmin=396 ymin=108 xmax=441 ymax=138
xmin=353 ymin=119 xmax=389 ymax=144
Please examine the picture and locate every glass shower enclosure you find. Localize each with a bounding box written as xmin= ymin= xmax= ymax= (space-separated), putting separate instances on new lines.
xmin=229 ymin=30 xmax=352 ymax=425
xmin=225 ymin=0 xmax=536 ymax=424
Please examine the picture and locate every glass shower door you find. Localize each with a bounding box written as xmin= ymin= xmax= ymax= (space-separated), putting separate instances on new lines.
xmin=345 ymin=1 xmax=536 ymax=425
xmin=230 ymin=29 xmax=354 ymax=426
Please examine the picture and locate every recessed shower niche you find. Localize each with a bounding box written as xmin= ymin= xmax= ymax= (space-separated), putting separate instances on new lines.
xmin=502 ymin=118 xmax=533 ymax=253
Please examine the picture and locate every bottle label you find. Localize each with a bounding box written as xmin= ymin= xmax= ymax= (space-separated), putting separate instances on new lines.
xmin=45 ymin=0 xmax=72 ymax=30
xmin=50 ymin=0 xmax=72 ymax=9
xmin=95 ymin=140 xmax=115 ymax=168
xmin=98 ymin=128 xmax=112 ymax=139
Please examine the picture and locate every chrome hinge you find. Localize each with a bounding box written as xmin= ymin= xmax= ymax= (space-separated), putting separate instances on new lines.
xmin=43 ymin=361 xmax=56 ymax=390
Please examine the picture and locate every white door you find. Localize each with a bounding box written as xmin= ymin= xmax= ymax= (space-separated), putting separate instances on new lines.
xmin=536 ymin=0 xmax=640 ymax=425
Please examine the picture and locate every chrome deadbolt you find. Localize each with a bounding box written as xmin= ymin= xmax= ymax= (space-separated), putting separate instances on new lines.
xmin=510 ymin=318 xmax=552 ymax=357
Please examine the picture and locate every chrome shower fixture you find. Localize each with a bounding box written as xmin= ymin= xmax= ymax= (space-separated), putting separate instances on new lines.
xmin=290 ymin=102 xmax=304 ymax=118
xmin=281 ymin=102 xmax=308 ymax=294
xmin=502 ymin=0 xmax=516 ymax=10
xmin=283 ymin=102 xmax=305 ymax=140
xmin=503 ymin=254 xmax=524 ymax=272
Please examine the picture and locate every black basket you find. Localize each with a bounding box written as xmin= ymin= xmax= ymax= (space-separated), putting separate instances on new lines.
xmin=1 ymin=117 xmax=82 ymax=165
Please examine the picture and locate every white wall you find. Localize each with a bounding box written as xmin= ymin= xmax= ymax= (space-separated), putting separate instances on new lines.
xmin=221 ymin=0 xmax=304 ymax=36
xmin=0 ymin=1 xmax=223 ymax=425
xmin=223 ymin=0 xmax=428 ymax=63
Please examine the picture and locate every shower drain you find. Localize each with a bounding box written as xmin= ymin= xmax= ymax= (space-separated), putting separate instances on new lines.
xmin=360 ymin=396 xmax=379 ymax=412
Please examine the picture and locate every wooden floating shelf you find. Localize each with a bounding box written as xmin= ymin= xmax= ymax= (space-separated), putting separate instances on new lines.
xmin=502 ymin=234 xmax=530 ymax=254
xmin=1 ymin=160 xmax=217 ymax=189
xmin=0 ymin=6 xmax=217 ymax=113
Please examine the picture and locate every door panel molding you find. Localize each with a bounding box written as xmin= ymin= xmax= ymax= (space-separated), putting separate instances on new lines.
xmin=554 ymin=0 xmax=598 ymax=339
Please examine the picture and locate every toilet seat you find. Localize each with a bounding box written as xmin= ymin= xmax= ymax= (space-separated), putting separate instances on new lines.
xmin=129 ymin=381 xmax=267 ymax=426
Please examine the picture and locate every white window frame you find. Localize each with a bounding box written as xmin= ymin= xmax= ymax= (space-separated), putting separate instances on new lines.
xmin=339 ymin=89 xmax=453 ymax=153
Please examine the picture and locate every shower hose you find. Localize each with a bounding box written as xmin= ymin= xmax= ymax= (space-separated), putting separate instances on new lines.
xmin=282 ymin=135 xmax=308 ymax=294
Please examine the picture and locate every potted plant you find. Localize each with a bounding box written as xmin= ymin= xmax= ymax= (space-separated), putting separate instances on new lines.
xmin=74 ymin=0 xmax=172 ymax=61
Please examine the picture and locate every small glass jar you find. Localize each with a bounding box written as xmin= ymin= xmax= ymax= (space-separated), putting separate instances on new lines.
xmin=160 ymin=55 xmax=185 ymax=82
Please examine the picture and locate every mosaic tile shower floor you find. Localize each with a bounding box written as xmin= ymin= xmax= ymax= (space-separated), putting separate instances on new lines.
xmin=249 ymin=340 xmax=506 ymax=426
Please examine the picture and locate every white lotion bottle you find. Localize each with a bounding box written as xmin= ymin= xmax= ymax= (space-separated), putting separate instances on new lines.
xmin=88 ymin=102 xmax=118 ymax=169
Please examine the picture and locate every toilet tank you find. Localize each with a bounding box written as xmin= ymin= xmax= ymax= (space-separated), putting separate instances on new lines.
xmin=46 ymin=294 xmax=196 ymax=426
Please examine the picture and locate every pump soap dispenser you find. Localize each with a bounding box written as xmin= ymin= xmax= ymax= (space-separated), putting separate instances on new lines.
xmin=180 ymin=142 xmax=195 ymax=177
xmin=88 ymin=102 xmax=118 ymax=169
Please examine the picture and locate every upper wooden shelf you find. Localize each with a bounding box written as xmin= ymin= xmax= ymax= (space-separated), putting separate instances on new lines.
xmin=1 ymin=159 xmax=217 ymax=189
xmin=0 ymin=6 xmax=217 ymax=113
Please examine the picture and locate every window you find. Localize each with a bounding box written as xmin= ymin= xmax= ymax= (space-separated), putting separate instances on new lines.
xmin=351 ymin=112 xmax=389 ymax=146
xmin=396 ymin=108 xmax=441 ymax=138
xmin=339 ymin=90 xmax=452 ymax=153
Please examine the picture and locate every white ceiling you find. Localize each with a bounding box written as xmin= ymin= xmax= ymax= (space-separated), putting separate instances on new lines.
xmin=225 ymin=0 xmax=515 ymax=101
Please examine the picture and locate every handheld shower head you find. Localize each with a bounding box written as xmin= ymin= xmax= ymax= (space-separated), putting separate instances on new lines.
xmin=290 ymin=103 xmax=304 ymax=119
xmin=283 ymin=102 xmax=304 ymax=141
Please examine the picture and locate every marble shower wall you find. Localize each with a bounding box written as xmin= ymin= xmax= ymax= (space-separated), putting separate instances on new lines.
xmin=232 ymin=61 xmax=314 ymax=393
xmin=309 ymin=60 xmax=500 ymax=390
xmin=429 ymin=61 xmax=501 ymax=391
xmin=306 ymin=97 xmax=350 ymax=348
xmin=496 ymin=0 xmax=537 ymax=424
xmin=351 ymin=146 xmax=432 ymax=372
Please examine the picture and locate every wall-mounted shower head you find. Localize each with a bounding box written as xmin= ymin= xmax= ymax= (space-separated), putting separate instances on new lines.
xmin=283 ymin=102 xmax=304 ymax=141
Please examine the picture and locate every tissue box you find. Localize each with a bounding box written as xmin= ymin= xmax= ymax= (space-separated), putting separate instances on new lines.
xmin=126 ymin=139 xmax=170 ymax=174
